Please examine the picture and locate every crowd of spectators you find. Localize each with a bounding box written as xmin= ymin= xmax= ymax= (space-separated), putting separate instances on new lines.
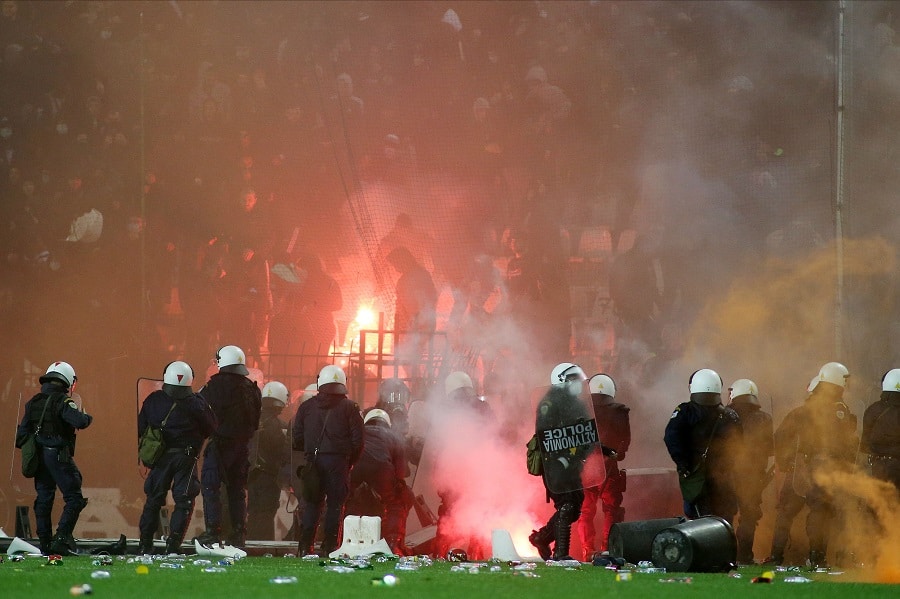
xmin=1 ymin=1 xmax=891 ymax=391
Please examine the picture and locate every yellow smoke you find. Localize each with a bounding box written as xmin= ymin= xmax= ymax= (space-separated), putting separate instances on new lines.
xmin=685 ymin=237 xmax=896 ymax=404
xmin=814 ymin=468 xmax=900 ymax=582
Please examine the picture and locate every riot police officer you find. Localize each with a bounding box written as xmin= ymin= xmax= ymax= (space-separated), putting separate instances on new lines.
xmin=137 ymin=361 xmax=217 ymax=554
xmin=530 ymin=363 xmax=592 ymax=561
xmin=765 ymin=376 xmax=819 ymax=565
xmin=862 ymin=368 xmax=900 ymax=491
xmin=433 ymin=371 xmax=494 ymax=559
xmin=292 ymin=365 xmax=364 ymax=556
xmin=375 ymin=378 xmax=411 ymax=439
xmin=727 ymin=378 xmax=773 ymax=564
xmin=348 ymin=408 xmax=410 ymax=554
xmin=664 ymin=368 xmax=742 ymax=521
xmin=246 ymin=381 xmax=291 ymax=540
xmin=198 ymin=345 xmax=262 ymax=548
xmin=577 ymin=373 xmax=629 ymax=559
xmin=768 ymin=362 xmax=856 ymax=567
xmin=15 ymin=362 xmax=92 ymax=555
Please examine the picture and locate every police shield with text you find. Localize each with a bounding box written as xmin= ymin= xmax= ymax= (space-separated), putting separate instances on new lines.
xmin=577 ymin=373 xmax=630 ymax=559
xmin=530 ymin=363 xmax=603 ymax=561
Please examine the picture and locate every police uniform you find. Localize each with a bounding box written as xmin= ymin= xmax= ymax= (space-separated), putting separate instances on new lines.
xmin=292 ymin=385 xmax=364 ymax=556
xmin=531 ymin=385 xmax=591 ymax=560
xmin=664 ymin=399 xmax=742 ymax=521
xmin=862 ymin=391 xmax=900 ymax=490
xmin=767 ymin=402 xmax=809 ymax=565
xmin=769 ymin=383 xmax=857 ymax=566
xmin=729 ymin=396 xmax=773 ymax=563
xmin=347 ymin=416 xmax=409 ymax=552
xmin=137 ymin=384 xmax=217 ymax=554
xmin=374 ymin=386 xmax=411 ymax=470
xmin=577 ymin=394 xmax=630 ymax=557
xmin=199 ymin=369 xmax=262 ymax=546
xmin=15 ymin=376 xmax=92 ymax=555
xmin=246 ymin=405 xmax=291 ymax=540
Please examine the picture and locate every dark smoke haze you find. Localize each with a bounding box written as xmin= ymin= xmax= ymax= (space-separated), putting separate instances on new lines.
xmin=1 ymin=2 xmax=899 ymax=553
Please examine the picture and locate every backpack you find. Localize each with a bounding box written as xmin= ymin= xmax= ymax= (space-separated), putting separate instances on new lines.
xmin=19 ymin=393 xmax=57 ymax=478
xmin=526 ymin=434 xmax=543 ymax=476
xmin=138 ymin=401 xmax=178 ymax=468
xmin=19 ymin=434 xmax=39 ymax=478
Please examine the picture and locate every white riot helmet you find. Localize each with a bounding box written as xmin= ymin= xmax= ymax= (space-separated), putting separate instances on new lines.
xmin=806 ymin=376 xmax=818 ymax=394
xmin=216 ymin=345 xmax=249 ymax=375
xmin=729 ymin=378 xmax=759 ymax=405
xmin=445 ymin=371 xmax=474 ymax=396
xmin=551 ymin=362 xmax=586 ymax=397
xmin=689 ymin=368 xmax=723 ymax=405
xmin=262 ymin=381 xmax=289 ymax=408
xmin=689 ymin=368 xmax=723 ymax=394
xmin=588 ymin=373 xmax=616 ymax=398
xmin=364 ymin=408 xmax=392 ymax=427
xmin=40 ymin=361 xmax=77 ymax=389
xmin=550 ymin=363 xmax=585 ymax=386
xmin=882 ymin=369 xmax=900 ymax=392
xmin=164 ymin=361 xmax=194 ymax=387
xmin=816 ymin=361 xmax=849 ymax=389
xmin=300 ymin=383 xmax=318 ymax=403
xmin=317 ymin=365 xmax=348 ymax=394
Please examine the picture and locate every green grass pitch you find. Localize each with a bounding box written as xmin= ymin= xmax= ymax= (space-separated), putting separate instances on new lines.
xmin=1 ymin=556 xmax=897 ymax=599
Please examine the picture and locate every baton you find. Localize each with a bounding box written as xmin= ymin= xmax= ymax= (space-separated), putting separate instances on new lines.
xmin=9 ymin=392 xmax=22 ymax=482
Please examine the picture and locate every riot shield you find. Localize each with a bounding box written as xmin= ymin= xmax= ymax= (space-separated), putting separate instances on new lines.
xmin=533 ymin=385 xmax=606 ymax=494
xmin=136 ymin=378 xmax=164 ymax=468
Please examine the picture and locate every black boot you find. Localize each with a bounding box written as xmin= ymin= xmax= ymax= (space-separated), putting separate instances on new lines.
xmin=529 ymin=528 xmax=553 ymax=561
xmin=195 ymin=528 xmax=221 ymax=547
xmin=227 ymin=527 xmax=246 ymax=549
xmin=39 ymin=536 xmax=52 ymax=556
xmin=166 ymin=506 xmax=193 ymax=554
xmin=137 ymin=535 xmax=156 ymax=555
xmin=553 ymin=522 xmax=573 ymax=560
xmin=50 ymin=532 xmax=78 ymax=556
xmin=553 ymin=504 xmax=577 ymax=560
xmin=94 ymin=534 xmax=128 ymax=556
xmin=165 ymin=532 xmax=186 ymax=555
xmin=297 ymin=527 xmax=315 ymax=557
xmin=808 ymin=550 xmax=828 ymax=570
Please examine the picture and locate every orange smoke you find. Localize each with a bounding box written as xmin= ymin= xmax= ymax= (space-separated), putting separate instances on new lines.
xmin=813 ymin=468 xmax=900 ymax=582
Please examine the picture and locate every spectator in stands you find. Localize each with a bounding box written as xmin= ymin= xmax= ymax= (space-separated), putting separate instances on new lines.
xmin=609 ymin=225 xmax=683 ymax=367
xmin=388 ymin=245 xmax=438 ymax=377
xmin=376 ymin=213 xmax=433 ymax=276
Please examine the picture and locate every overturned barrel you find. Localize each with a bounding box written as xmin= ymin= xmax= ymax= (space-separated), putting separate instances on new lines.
xmin=650 ymin=516 xmax=736 ymax=572
xmin=607 ymin=517 xmax=684 ymax=563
